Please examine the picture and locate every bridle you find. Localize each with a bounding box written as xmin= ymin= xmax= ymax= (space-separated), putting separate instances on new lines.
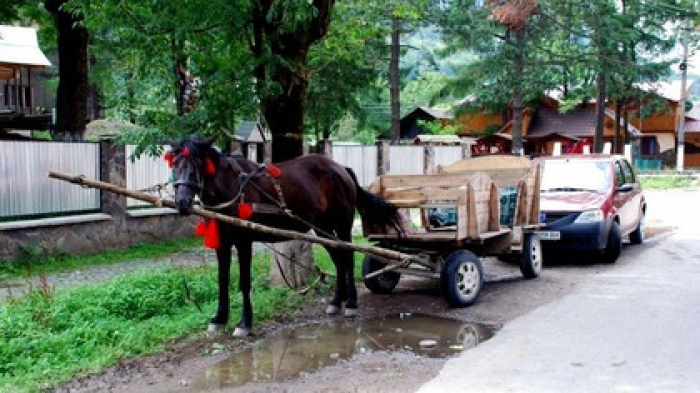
xmin=173 ymin=155 xmax=205 ymax=193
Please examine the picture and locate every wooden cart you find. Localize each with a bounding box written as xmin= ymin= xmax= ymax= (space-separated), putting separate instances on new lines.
xmin=361 ymin=155 xmax=543 ymax=307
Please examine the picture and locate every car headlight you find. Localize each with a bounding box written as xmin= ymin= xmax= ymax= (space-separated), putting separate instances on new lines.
xmin=574 ymin=209 xmax=604 ymax=224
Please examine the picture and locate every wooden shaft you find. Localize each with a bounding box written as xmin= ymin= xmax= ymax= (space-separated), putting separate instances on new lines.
xmin=48 ymin=171 xmax=425 ymax=265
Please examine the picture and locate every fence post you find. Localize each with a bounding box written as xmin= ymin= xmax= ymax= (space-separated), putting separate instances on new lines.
xmin=322 ymin=139 xmax=333 ymax=158
xmin=462 ymin=142 xmax=472 ymax=159
xmin=424 ymin=144 xmax=435 ymax=174
xmin=263 ymin=141 xmax=272 ymax=164
xmin=377 ymin=140 xmax=390 ymax=175
xmin=99 ymin=137 xmax=127 ymax=217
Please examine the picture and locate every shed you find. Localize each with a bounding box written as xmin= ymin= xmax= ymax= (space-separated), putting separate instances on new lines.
xmin=225 ymin=121 xmax=269 ymax=163
xmin=400 ymin=106 xmax=454 ymax=139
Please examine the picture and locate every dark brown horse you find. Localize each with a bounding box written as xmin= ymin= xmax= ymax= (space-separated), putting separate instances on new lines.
xmin=168 ymin=136 xmax=403 ymax=337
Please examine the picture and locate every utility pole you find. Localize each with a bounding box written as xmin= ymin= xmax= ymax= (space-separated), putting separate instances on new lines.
xmin=676 ymin=17 xmax=690 ymax=172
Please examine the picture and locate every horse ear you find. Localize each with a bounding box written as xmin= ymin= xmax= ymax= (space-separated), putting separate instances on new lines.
xmin=202 ymin=136 xmax=216 ymax=147
xmin=163 ymin=138 xmax=180 ymax=148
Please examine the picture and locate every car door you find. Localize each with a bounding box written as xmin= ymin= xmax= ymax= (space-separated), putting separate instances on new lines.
xmin=614 ymin=158 xmax=639 ymax=233
xmin=620 ymin=158 xmax=643 ymax=231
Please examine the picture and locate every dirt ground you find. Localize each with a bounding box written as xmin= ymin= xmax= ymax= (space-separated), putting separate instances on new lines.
xmin=54 ymin=188 xmax=681 ymax=393
xmin=53 ymin=254 xmax=612 ymax=393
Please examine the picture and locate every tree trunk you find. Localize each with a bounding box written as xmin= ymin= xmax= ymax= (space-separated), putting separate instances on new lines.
xmin=45 ymin=0 xmax=89 ymax=141
xmin=615 ymin=101 xmax=623 ymax=154
xmin=511 ymin=29 xmax=525 ymax=155
xmin=594 ymin=71 xmax=606 ymax=153
xmin=252 ymin=0 xmax=335 ymax=163
xmin=389 ymin=16 xmax=401 ymax=144
xmin=269 ymin=241 xmax=315 ymax=288
xmin=249 ymin=0 xmax=335 ymax=286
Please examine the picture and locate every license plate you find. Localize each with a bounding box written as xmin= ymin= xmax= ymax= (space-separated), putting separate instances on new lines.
xmin=534 ymin=231 xmax=561 ymax=240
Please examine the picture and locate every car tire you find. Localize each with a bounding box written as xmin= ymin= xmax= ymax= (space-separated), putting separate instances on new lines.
xmin=603 ymin=221 xmax=622 ymax=264
xmin=362 ymin=255 xmax=401 ymax=294
xmin=629 ymin=211 xmax=645 ymax=245
xmin=440 ymin=250 xmax=483 ymax=307
xmin=520 ymin=234 xmax=543 ymax=279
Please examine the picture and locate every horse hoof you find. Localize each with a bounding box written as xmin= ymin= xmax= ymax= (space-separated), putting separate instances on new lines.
xmin=344 ymin=308 xmax=358 ymax=318
xmin=326 ymin=304 xmax=341 ymax=315
xmin=207 ymin=323 xmax=226 ymax=334
xmin=232 ymin=327 xmax=251 ymax=338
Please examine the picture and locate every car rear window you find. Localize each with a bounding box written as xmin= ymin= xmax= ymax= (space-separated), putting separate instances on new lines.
xmin=541 ymin=159 xmax=612 ymax=193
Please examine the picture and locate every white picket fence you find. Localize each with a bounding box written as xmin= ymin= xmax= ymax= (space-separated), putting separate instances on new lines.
xmin=0 ymin=141 xmax=468 ymax=218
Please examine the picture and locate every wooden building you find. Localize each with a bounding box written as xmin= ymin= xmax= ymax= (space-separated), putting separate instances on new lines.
xmin=0 ymin=25 xmax=53 ymax=136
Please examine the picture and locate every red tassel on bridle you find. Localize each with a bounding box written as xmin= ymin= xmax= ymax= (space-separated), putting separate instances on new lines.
xmin=266 ymin=164 xmax=282 ymax=178
xmin=205 ymin=157 xmax=216 ymax=175
xmin=163 ymin=151 xmax=174 ymax=168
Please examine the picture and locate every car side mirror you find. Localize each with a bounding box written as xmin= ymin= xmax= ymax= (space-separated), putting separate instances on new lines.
xmin=616 ymin=184 xmax=634 ymax=193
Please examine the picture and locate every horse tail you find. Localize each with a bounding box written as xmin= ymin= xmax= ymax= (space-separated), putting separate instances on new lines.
xmin=345 ymin=167 xmax=405 ymax=236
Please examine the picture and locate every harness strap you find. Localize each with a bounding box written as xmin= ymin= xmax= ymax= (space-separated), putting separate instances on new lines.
xmin=262 ymin=164 xmax=288 ymax=211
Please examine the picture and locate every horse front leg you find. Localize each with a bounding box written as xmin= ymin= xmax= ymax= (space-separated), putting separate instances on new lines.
xmin=209 ymin=246 xmax=232 ymax=333
xmin=233 ymin=241 xmax=254 ymax=338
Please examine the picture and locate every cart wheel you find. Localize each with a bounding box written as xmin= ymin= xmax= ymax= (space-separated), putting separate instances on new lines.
xmin=362 ymin=255 xmax=401 ymax=294
xmin=520 ymin=234 xmax=543 ymax=279
xmin=440 ymin=250 xmax=483 ymax=307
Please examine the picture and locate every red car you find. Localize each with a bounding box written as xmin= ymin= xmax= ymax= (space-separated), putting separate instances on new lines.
xmin=537 ymin=154 xmax=646 ymax=263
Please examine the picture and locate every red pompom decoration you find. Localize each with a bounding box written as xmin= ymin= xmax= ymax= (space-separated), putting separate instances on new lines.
xmin=266 ymin=164 xmax=282 ymax=178
xmin=203 ymin=220 xmax=220 ymax=249
xmin=164 ymin=151 xmax=174 ymax=168
xmin=205 ymin=157 xmax=216 ymax=175
xmin=195 ymin=221 xmax=207 ymax=236
xmin=194 ymin=219 xmax=219 ymax=249
xmin=238 ymin=203 xmax=253 ymax=220
xmin=181 ymin=147 xmax=191 ymax=157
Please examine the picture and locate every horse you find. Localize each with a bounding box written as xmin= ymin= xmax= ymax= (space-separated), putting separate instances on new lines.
xmin=167 ymin=136 xmax=404 ymax=337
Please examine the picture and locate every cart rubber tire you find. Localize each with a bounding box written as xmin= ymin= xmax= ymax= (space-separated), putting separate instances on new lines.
xmin=603 ymin=221 xmax=622 ymax=264
xmin=520 ymin=234 xmax=543 ymax=279
xmin=440 ymin=250 xmax=484 ymax=308
xmin=629 ymin=212 xmax=645 ymax=245
xmin=362 ymin=255 xmax=401 ymax=294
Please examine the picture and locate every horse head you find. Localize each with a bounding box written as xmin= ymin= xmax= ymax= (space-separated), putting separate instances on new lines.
xmin=168 ymin=136 xmax=218 ymax=215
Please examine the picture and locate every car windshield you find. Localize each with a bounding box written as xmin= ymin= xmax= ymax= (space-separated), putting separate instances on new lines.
xmin=541 ymin=159 xmax=611 ymax=193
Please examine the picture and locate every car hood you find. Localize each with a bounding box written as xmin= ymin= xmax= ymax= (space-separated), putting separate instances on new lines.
xmin=540 ymin=191 xmax=608 ymax=212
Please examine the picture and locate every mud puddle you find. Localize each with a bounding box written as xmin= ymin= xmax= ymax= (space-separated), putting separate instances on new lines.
xmin=191 ymin=313 xmax=494 ymax=390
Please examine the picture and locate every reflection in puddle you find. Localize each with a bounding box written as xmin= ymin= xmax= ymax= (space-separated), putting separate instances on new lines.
xmin=193 ymin=313 xmax=494 ymax=390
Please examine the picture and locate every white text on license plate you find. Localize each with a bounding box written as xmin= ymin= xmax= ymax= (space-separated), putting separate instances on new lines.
xmin=534 ymin=231 xmax=561 ymax=240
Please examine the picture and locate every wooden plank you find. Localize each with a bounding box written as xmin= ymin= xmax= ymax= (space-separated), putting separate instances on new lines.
xmin=384 ymin=188 xmax=464 ymax=201
xmin=377 ymin=173 xmax=476 ymax=188
xmin=368 ymin=231 xmax=459 ymax=242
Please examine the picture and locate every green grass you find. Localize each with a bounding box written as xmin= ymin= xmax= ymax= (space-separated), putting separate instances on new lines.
xmin=0 ymin=237 xmax=202 ymax=283
xmin=0 ymin=235 xmax=375 ymax=392
xmin=639 ymin=174 xmax=700 ymax=190
xmin=0 ymin=251 xmax=320 ymax=393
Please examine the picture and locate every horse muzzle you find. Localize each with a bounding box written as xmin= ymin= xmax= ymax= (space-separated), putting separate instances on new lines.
xmin=175 ymin=191 xmax=195 ymax=216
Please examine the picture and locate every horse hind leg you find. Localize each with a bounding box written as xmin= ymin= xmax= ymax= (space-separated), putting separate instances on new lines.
xmin=323 ymin=227 xmax=358 ymax=318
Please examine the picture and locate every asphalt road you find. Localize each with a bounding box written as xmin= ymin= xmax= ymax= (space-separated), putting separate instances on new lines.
xmin=420 ymin=188 xmax=700 ymax=393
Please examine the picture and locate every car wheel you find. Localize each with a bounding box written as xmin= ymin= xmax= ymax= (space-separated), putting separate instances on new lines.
xmin=520 ymin=234 xmax=543 ymax=279
xmin=362 ymin=255 xmax=401 ymax=294
xmin=440 ymin=250 xmax=483 ymax=307
xmin=603 ymin=221 xmax=622 ymax=264
xmin=629 ymin=211 xmax=645 ymax=245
